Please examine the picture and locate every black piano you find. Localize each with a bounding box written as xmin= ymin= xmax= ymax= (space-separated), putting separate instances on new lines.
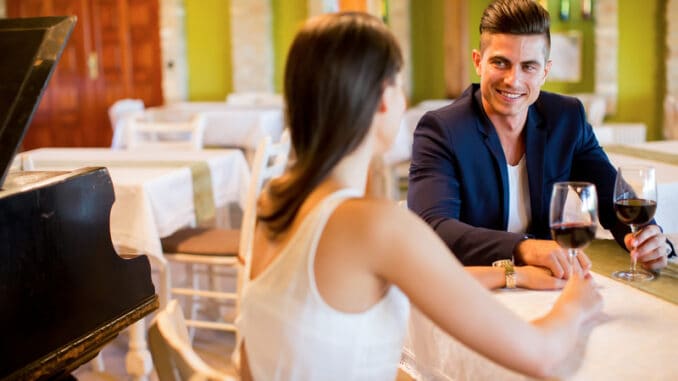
xmin=0 ymin=17 xmax=158 ymax=380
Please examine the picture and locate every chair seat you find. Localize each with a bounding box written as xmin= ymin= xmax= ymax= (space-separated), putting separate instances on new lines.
xmin=162 ymin=227 xmax=240 ymax=256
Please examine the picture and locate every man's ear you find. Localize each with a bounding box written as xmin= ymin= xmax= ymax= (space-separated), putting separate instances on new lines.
xmin=541 ymin=59 xmax=553 ymax=85
xmin=472 ymin=49 xmax=482 ymax=76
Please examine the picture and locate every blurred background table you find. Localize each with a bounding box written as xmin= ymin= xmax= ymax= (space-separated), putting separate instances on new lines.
xmin=16 ymin=148 xmax=250 ymax=258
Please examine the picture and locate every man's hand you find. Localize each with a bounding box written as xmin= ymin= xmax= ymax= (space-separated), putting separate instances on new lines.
xmin=624 ymin=225 xmax=669 ymax=271
xmin=515 ymin=265 xmax=566 ymax=290
xmin=514 ymin=238 xmax=591 ymax=279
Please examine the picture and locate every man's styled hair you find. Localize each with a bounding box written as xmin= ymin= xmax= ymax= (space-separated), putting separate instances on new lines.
xmin=479 ymin=0 xmax=551 ymax=56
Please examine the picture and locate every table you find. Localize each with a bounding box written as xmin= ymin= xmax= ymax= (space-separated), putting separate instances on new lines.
xmin=19 ymin=148 xmax=251 ymax=257
xmin=401 ymin=240 xmax=678 ymax=381
xmin=112 ymin=103 xmax=285 ymax=153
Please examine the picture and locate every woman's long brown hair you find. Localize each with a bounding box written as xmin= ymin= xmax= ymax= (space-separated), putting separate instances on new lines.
xmin=258 ymin=12 xmax=403 ymax=237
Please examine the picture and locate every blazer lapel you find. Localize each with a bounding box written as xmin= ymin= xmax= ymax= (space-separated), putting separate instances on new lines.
xmin=474 ymin=90 xmax=510 ymax=229
xmin=525 ymin=106 xmax=546 ymax=227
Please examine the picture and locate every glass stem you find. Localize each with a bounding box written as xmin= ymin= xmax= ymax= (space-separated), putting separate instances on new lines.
xmin=568 ymin=248 xmax=577 ymax=276
xmin=630 ymin=225 xmax=638 ymax=274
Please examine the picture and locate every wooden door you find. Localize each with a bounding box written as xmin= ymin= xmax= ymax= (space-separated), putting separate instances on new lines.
xmin=7 ymin=0 xmax=163 ymax=149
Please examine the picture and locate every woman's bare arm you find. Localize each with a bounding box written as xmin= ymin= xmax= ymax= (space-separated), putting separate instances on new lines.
xmin=353 ymin=202 xmax=602 ymax=379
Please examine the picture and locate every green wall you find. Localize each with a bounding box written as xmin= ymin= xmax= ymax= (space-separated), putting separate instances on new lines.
xmin=419 ymin=0 xmax=666 ymax=139
xmin=272 ymin=0 xmax=308 ymax=93
xmin=410 ymin=0 xmax=447 ymax=104
xmin=610 ymin=0 xmax=665 ymax=140
xmin=467 ymin=0 xmax=595 ymax=92
xmin=182 ymin=1 xmax=667 ymax=138
xmin=185 ymin=0 xmax=232 ymax=100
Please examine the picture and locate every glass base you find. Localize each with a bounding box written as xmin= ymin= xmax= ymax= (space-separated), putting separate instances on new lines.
xmin=612 ymin=269 xmax=655 ymax=282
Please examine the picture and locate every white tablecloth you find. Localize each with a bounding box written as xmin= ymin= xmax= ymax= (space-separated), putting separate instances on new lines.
xmin=402 ymin=273 xmax=678 ymax=380
xmin=18 ymin=148 xmax=250 ymax=258
xmin=141 ymin=103 xmax=284 ymax=150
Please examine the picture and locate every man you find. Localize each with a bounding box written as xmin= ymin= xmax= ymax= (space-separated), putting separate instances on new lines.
xmin=408 ymin=0 xmax=673 ymax=278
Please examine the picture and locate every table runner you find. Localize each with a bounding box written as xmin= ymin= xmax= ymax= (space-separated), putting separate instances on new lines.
xmin=603 ymin=144 xmax=678 ymax=165
xmin=26 ymin=158 xmax=215 ymax=225
xmin=586 ymin=239 xmax=678 ymax=305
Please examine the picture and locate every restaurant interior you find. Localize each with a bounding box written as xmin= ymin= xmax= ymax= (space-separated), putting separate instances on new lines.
xmin=1 ymin=0 xmax=677 ymax=380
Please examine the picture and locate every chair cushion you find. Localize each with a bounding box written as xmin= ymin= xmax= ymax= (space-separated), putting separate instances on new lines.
xmin=161 ymin=227 xmax=240 ymax=256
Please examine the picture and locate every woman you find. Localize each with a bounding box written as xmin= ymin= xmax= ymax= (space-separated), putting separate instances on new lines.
xmin=238 ymin=12 xmax=602 ymax=381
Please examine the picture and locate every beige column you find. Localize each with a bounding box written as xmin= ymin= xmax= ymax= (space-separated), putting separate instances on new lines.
xmin=307 ymin=0 xmax=412 ymax=98
xmin=159 ymin=0 xmax=188 ymax=102
xmin=389 ymin=0 xmax=412 ymax=99
xmin=595 ymin=0 xmax=618 ymax=114
xmin=443 ymin=0 xmax=469 ymax=99
xmin=230 ymin=0 xmax=274 ymax=93
xmin=667 ymin=0 xmax=678 ymax=96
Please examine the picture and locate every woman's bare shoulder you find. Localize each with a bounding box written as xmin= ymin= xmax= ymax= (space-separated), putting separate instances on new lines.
xmin=326 ymin=198 xmax=433 ymax=251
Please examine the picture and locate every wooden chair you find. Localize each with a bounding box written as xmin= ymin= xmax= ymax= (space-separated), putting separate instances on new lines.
xmin=148 ymin=300 xmax=235 ymax=381
xmin=160 ymin=132 xmax=291 ymax=336
xmin=109 ymin=98 xmax=145 ymax=149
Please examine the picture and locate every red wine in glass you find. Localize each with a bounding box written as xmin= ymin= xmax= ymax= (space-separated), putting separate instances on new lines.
xmin=612 ymin=166 xmax=657 ymax=282
xmin=551 ymin=223 xmax=596 ymax=250
xmin=549 ymin=182 xmax=598 ymax=270
xmin=614 ymin=198 xmax=657 ymax=226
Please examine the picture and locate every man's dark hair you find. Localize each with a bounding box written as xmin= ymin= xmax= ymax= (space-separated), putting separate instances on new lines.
xmin=479 ymin=0 xmax=551 ymax=55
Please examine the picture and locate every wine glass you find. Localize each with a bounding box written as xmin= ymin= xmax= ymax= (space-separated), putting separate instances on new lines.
xmin=612 ymin=166 xmax=657 ymax=281
xmin=549 ymin=182 xmax=598 ymax=270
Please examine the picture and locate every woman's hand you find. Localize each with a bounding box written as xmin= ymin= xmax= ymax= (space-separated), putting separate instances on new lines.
xmin=555 ymin=262 xmax=603 ymax=325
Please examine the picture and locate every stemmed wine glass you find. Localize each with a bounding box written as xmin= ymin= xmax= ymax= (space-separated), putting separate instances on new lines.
xmin=612 ymin=166 xmax=657 ymax=282
xmin=549 ymin=182 xmax=598 ymax=270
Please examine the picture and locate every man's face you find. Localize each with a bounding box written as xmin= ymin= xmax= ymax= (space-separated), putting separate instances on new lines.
xmin=472 ymin=33 xmax=552 ymax=124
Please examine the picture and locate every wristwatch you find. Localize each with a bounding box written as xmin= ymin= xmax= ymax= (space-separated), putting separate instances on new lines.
xmin=492 ymin=259 xmax=516 ymax=289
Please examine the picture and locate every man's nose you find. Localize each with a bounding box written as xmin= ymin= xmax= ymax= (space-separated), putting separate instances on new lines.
xmin=503 ymin=67 xmax=520 ymax=85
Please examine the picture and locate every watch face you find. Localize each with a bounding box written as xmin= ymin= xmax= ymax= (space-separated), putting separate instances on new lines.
xmin=492 ymin=259 xmax=513 ymax=267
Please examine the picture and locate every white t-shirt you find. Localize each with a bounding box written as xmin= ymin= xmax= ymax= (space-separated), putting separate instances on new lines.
xmin=507 ymin=155 xmax=531 ymax=233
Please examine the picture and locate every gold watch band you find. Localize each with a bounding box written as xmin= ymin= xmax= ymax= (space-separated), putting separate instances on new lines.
xmin=492 ymin=259 xmax=516 ymax=289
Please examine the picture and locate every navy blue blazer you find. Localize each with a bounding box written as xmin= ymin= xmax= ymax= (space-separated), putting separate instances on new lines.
xmin=408 ymin=84 xmax=630 ymax=266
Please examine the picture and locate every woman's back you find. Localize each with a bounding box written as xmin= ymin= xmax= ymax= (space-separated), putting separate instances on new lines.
xmin=238 ymin=189 xmax=410 ymax=381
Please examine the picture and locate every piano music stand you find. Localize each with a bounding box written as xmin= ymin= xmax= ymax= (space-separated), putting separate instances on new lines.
xmin=0 ymin=16 xmax=75 ymax=189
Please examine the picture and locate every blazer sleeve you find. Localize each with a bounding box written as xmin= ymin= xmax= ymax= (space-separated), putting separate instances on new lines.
xmin=408 ymin=112 xmax=526 ymax=266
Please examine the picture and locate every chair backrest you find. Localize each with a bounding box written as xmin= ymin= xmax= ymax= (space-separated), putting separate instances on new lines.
xmin=148 ymin=300 xmax=234 ymax=381
xmin=109 ymin=98 xmax=145 ymax=129
xmin=225 ymin=92 xmax=283 ymax=108
xmin=109 ymin=99 xmax=145 ymax=149
xmin=415 ymin=99 xmax=454 ymax=111
xmin=126 ymin=114 xmax=206 ymax=151
xmin=238 ymin=130 xmax=291 ymax=287
xmin=572 ymin=93 xmax=606 ymax=127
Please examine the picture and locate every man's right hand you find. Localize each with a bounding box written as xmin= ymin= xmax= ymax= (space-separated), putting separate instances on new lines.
xmin=514 ymin=238 xmax=591 ymax=279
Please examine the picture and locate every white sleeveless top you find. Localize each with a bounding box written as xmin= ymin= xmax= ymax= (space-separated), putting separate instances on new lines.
xmin=237 ymin=189 xmax=410 ymax=381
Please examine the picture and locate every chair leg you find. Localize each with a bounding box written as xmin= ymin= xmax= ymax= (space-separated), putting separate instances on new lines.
xmin=186 ymin=263 xmax=198 ymax=342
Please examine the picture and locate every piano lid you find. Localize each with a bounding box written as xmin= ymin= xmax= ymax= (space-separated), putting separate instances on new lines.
xmin=0 ymin=16 xmax=76 ymax=189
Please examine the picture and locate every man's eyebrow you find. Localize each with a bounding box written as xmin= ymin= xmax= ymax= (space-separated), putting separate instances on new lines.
xmin=520 ymin=59 xmax=542 ymax=66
